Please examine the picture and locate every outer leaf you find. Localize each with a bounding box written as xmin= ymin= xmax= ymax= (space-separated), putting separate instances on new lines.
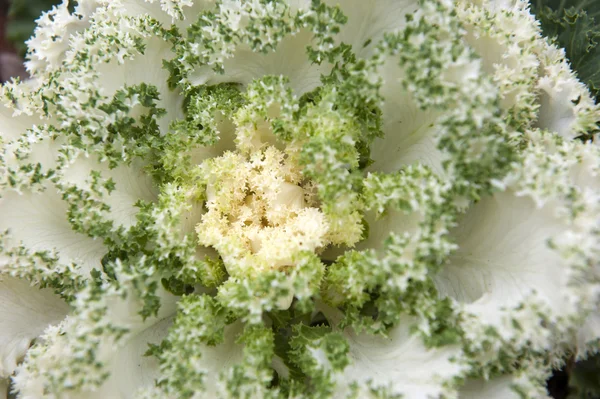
xmin=567 ymin=355 xmax=600 ymax=399
xmin=321 ymin=310 xmax=468 ymax=399
xmin=0 ymin=276 xmax=69 ymax=378
xmin=435 ymin=129 xmax=600 ymax=373
xmin=531 ymin=0 xmax=600 ymax=103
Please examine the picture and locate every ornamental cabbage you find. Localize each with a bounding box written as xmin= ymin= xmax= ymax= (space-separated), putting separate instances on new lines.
xmin=0 ymin=0 xmax=599 ymax=398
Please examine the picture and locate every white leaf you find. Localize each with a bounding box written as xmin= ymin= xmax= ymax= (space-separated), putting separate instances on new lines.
xmin=434 ymin=192 xmax=565 ymax=307
xmin=87 ymin=317 xmax=173 ymax=399
xmin=0 ymin=105 xmax=41 ymax=142
xmin=336 ymin=316 xmax=466 ymax=398
xmin=94 ymin=37 xmax=184 ymax=134
xmin=0 ymin=276 xmax=69 ymax=377
xmin=0 ymin=187 xmax=106 ymax=275
xmin=369 ymin=60 xmax=445 ymax=175
xmin=190 ymin=29 xmax=330 ymax=95
xmin=327 ymin=0 xmax=418 ymax=58
xmin=60 ymin=156 xmax=158 ymax=230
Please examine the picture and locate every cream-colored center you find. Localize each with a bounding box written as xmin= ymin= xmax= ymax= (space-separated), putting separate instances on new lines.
xmin=196 ymin=146 xmax=329 ymax=277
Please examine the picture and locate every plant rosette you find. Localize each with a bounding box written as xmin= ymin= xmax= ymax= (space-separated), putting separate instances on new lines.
xmin=0 ymin=0 xmax=599 ymax=398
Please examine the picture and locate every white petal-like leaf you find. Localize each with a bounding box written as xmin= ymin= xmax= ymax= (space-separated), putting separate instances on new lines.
xmin=0 ymin=188 xmax=106 ymax=275
xmin=336 ymin=317 xmax=467 ymax=398
xmin=0 ymin=276 xmax=69 ymax=378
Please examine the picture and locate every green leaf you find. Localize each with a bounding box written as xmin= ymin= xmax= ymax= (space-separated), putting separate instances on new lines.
xmin=567 ymin=354 xmax=600 ymax=398
xmin=531 ymin=0 xmax=600 ymax=103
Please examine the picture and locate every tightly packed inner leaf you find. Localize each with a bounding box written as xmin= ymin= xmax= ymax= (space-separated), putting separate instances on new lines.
xmin=0 ymin=0 xmax=599 ymax=398
xmin=196 ymin=145 xmax=329 ymax=276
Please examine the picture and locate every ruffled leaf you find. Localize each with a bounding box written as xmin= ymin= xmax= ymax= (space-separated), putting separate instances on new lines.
xmin=0 ymin=276 xmax=69 ymax=378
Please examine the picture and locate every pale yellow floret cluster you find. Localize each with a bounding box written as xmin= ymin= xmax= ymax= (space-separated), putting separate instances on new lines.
xmin=196 ymin=145 xmax=329 ymax=277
